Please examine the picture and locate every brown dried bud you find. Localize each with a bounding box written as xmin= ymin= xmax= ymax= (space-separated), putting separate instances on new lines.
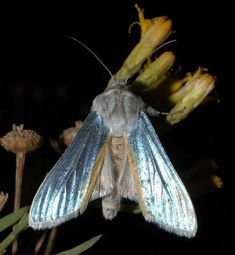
xmin=60 ymin=121 xmax=83 ymax=146
xmin=0 ymin=191 xmax=8 ymax=212
xmin=0 ymin=124 xmax=42 ymax=154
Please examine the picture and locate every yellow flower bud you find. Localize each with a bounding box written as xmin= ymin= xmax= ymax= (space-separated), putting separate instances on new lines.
xmin=166 ymin=68 xmax=215 ymax=124
xmin=108 ymin=5 xmax=172 ymax=86
xmin=167 ymin=79 xmax=184 ymax=94
xmin=132 ymin=51 xmax=175 ymax=91
xmin=212 ymin=175 xmax=223 ymax=189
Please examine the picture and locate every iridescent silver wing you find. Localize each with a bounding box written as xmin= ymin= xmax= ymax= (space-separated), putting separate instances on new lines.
xmin=126 ymin=112 xmax=197 ymax=238
xmin=29 ymin=112 xmax=110 ymax=230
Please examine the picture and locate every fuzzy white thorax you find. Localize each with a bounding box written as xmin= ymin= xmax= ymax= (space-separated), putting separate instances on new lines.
xmin=91 ymin=83 xmax=144 ymax=136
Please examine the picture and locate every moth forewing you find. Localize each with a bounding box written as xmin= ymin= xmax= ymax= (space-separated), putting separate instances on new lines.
xmin=29 ymin=112 xmax=110 ymax=229
xmin=126 ymin=112 xmax=197 ymax=237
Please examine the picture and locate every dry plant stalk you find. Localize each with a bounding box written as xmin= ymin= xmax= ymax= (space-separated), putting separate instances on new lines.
xmin=33 ymin=232 xmax=47 ymax=255
xmin=43 ymin=228 xmax=57 ymax=255
xmin=0 ymin=124 xmax=42 ymax=255
xmin=0 ymin=192 xmax=9 ymax=212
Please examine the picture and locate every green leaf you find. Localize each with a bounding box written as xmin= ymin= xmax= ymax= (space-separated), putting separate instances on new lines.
xmin=0 ymin=206 xmax=29 ymax=232
xmin=0 ymin=212 xmax=28 ymax=253
xmin=53 ymin=234 xmax=102 ymax=255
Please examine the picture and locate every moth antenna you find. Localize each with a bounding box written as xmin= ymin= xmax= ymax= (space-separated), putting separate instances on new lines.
xmin=64 ymin=35 xmax=113 ymax=78
xmin=151 ymin=39 xmax=177 ymax=55
xmin=124 ymin=74 xmax=131 ymax=85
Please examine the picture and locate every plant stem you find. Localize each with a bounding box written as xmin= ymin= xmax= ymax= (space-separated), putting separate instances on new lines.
xmin=44 ymin=228 xmax=57 ymax=255
xmin=14 ymin=152 xmax=26 ymax=211
xmin=12 ymin=152 xmax=26 ymax=255
xmin=34 ymin=232 xmax=48 ymax=255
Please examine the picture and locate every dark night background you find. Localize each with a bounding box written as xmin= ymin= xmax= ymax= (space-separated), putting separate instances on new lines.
xmin=0 ymin=1 xmax=233 ymax=254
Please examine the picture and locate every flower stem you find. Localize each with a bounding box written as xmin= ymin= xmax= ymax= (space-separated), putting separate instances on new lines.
xmin=34 ymin=232 xmax=48 ymax=255
xmin=14 ymin=153 xmax=26 ymax=211
xmin=44 ymin=228 xmax=57 ymax=255
xmin=12 ymin=152 xmax=26 ymax=255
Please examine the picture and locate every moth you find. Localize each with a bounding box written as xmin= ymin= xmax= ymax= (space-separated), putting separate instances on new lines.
xmin=29 ymin=80 xmax=197 ymax=238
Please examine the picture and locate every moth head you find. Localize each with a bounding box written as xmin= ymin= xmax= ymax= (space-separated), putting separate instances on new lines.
xmin=108 ymin=79 xmax=127 ymax=88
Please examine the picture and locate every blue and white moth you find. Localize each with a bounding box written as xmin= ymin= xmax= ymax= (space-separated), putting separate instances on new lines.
xmin=29 ymin=79 xmax=197 ymax=238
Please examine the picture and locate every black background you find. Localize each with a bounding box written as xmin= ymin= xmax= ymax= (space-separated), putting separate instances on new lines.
xmin=0 ymin=1 xmax=233 ymax=254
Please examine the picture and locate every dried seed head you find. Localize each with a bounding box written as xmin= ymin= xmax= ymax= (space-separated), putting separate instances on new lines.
xmin=0 ymin=124 xmax=42 ymax=154
xmin=60 ymin=121 xmax=83 ymax=146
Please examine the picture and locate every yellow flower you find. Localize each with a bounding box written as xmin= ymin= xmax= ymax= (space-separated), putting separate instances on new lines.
xmin=133 ymin=4 xmax=155 ymax=38
xmin=212 ymin=175 xmax=223 ymax=189
xmin=166 ymin=68 xmax=215 ymax=124
xmin=131 ymin=51 xmax=175 ymax=91
xmin=108 ymin=5 xmax=172 ymax=86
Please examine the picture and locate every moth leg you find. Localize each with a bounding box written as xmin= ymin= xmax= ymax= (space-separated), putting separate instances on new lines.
xmin=146 ymin=106 xmax=160 ymax=117
xmin=102 ymin=193 xmax=121 ymax=220
xmin=146 ymin=105 xmax=186 ymax=116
